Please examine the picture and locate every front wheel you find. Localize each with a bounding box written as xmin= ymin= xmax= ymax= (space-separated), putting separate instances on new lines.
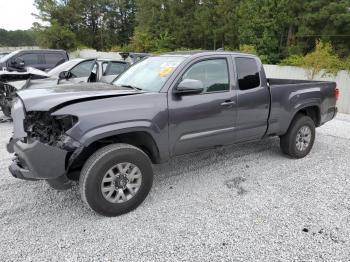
xmin=280 ymin=114 xmax=316 ymax=158
xmin=79 ymin=143 xmax=153 ymax=216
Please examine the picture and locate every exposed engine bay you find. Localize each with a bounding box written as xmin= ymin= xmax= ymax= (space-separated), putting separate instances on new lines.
xmin=23 ymin=111 xmax=79 ymax=150
xmin=0 ymin=81 xmax=16 ymax=116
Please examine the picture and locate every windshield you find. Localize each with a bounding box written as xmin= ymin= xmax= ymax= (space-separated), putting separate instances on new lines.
xmin=113 ymin=56 xmax=186 ymax=92
xmin=0 ymin=51 xmax=18 ymax=63
xmin=47 ymin=60 xmax=82 ymax=77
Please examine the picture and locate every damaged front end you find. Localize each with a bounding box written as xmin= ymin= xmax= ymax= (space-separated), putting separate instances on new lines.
xmin=7 ymin=99 xmax=83 ymax=190
xmin=0 ymin=81 xmax=16 ymax=117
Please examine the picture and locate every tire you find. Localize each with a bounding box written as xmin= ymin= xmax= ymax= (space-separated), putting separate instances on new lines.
xmin=280 ymin=114 xmax=315 ymax=159
xmin=1 ymin=105 xmax=11 ymax=118
xmin=79 ymin=143 xmax=153 ymax=216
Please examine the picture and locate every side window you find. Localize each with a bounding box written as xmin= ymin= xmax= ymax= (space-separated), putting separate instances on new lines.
xmin=105 ymin=62 xmax=128 ymax=76
xmin=235 ymin=57 xmax=260 ymax=90
xmin=45 ymin=53 xmax=64 ymax=65
xmin=91 ymin=63 xmax=98 ymax=74
xmin=182 ymin=59 xmax=229 ymax=93
xmin=102 ymin=62 xmax=109 ymax=75
xmin=18 ymin=53 xmax=40 ymax=65
xmin=70 ymin=60 xmax=95 ymax=78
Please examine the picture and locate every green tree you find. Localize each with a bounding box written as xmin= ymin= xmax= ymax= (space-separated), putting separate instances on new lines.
xmin=281 ymin=40 xmax=346 ymax=79
xmin=32 ymin=0 xmax=350 ymax=63
xmin=297 ymin=0 xmax=350 ymax=58
xmin=0 ymin=29 xmax=36 ymax=46
xmin=34 ymin=0 xmax=136 ymax=50
xmin=34 ymin=21 xmax=77 ymax=50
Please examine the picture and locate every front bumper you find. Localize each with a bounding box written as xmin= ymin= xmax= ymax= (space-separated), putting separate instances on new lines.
xmin=7 ymin=139 xmax=72 ymax=189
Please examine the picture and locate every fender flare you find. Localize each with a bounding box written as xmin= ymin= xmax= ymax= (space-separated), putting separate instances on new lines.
xmin=285 ymin=101 xmax=321 ymax=132
xmin=78 ymin=120 xmax=161 ymax=147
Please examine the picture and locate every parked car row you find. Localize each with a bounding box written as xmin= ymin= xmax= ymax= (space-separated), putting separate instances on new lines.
xmin=0 ymin=49 xmax=148 ymax=118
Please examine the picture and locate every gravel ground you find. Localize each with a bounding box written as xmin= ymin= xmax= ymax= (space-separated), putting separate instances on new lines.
xmin=0 ymin=113 xmax=349 ymax=262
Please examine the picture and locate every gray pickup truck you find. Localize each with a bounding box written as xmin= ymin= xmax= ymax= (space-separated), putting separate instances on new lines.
xmin=7 ymin=51 xmax=338 ymax=216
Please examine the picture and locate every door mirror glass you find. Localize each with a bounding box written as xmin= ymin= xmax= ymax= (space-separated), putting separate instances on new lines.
xmin=174 ymin=79 xmax=204 ymax=95
xmin=58 ymin=71 xmax=72 ymax=79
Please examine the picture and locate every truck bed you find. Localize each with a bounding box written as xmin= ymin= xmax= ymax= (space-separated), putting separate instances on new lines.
xmin=266 ymin=78 xmax=337 ymax=136
xmin=268 ymin=78 xmax=331 ymax=86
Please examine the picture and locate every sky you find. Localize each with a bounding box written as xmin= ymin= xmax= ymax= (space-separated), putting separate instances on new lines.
xmin=0 ymin=0 xmax=38 ymax=31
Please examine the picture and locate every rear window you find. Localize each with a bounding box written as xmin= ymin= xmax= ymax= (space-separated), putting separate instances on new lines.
xmin=104 ymin=62 xmax=128 ymax=76
xmin=45 ymin=53 xmax=64 ymax=65
xmin=235 ymin=57 xmax=260 ymax=90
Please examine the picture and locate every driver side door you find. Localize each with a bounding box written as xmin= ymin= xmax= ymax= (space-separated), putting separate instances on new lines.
xmin=60 ymin=59 xmax=96 ymax=84
xmin=168 ymin=56 xmax=237 ymax=156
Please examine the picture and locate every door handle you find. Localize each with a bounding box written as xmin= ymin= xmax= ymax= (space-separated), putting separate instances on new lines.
xmin=220 ymin=100 xmax=236 ymax=106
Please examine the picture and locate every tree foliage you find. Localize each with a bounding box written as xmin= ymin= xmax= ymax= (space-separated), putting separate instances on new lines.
xmin=22 ymin=0 xmax=350 ymax=67
xmin=33 ymin=0 xmax=136 ymax=51
xmin=281 ymin=40 xmax=346 ymax=79
xmin=0 ymin=29 xmax=36 ymax=47
xmin=34 ymin=21 xmax=77 ymax=50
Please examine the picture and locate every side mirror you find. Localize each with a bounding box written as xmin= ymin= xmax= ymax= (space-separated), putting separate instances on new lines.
xmin=58 ymin=71 xmax=72 ymax=80
xmin=174 ymin=79 xmax=204 ymax=95
xmin=119 ymin=52 xmax=130 ymax=60
xmin=11 ymin=58 xmax=25 ymax=68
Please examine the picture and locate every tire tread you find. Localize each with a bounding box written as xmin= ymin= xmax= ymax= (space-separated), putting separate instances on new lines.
xmin=79 ymin=143 xmax=150 ymax=214
xmin=280 ymin=114 xmax=315 ymax=159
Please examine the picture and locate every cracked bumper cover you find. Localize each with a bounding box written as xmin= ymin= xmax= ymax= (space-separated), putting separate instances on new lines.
xmin=7 ymin=139 xmax=72 ymax=189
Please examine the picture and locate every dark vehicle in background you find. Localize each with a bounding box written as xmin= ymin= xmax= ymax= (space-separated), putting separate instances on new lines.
xmin=119 ymin=52 xmax=150 ymax=64
xmin=0 ymin=49 xmax=69 ymax=72
xmin=0 ymin=58 xmax=129 ymax=117
xmin=7 ymin=51 xmax=338 ymax=216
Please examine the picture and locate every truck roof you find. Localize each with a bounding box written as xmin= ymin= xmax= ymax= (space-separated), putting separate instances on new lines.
xmin=161 ymin=50 xmax=258 ymax=58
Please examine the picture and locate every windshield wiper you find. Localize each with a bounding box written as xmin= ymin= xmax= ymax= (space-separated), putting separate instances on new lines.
xmin=120 ymin=85 xmax=143 ymax=91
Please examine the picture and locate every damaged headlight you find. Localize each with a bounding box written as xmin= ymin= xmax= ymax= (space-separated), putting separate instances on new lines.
xmin=24 ymin=112 xmax=79 ymax=147
xmin=54 ymin=114 xmax=79 ymax=133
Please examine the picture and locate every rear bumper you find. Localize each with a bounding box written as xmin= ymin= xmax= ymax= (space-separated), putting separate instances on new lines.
xmin=320 ymin=106 xmax=337 ymax=126
xmin=333 ymin=107 xmax=338 ymax=119
xmin=7 ymin=139 xmax=72 ymax=189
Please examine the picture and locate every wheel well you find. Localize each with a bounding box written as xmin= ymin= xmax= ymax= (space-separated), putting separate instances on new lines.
xmin=67 ymin=131 xmax=160 ymax=177
xmin=296 ymin=106 xmax=320 ymax=127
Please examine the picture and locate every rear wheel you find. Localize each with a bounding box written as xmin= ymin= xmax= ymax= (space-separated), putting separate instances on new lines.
xmin=280 ymin=114 xmax=315 ymax=158
xmin=79 ymin=143 xmax=153 ymax=216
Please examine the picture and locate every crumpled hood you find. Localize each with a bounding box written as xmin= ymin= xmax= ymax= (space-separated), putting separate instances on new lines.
xmin=0 ymin=67 xmax=49 ymax=78
xmin=17 ymin=83 xmax=143 ymax=111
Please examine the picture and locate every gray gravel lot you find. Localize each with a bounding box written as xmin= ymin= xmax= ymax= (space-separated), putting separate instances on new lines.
xmin=0 ymin=113 xmax=349 ymax=262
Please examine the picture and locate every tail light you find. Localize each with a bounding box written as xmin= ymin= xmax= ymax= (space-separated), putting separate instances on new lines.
xmin=335 ymin=87 xmax=340 ymax=101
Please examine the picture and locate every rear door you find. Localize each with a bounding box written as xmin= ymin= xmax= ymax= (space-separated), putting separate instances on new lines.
xmin=233 ymin=56 xmax=270 ymax=141
xmin=100 ymin=61 xmax=129 ymax=83
xmin=168 ymin=55 xmax=238 ymax=156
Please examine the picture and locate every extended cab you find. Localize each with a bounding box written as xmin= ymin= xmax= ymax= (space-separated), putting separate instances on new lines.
xmin=7 ymin=51 xmax=338 ymax=216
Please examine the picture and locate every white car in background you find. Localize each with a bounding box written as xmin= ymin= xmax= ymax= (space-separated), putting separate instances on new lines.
xmin=0 ymin=58 xmax=130 ymax=117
